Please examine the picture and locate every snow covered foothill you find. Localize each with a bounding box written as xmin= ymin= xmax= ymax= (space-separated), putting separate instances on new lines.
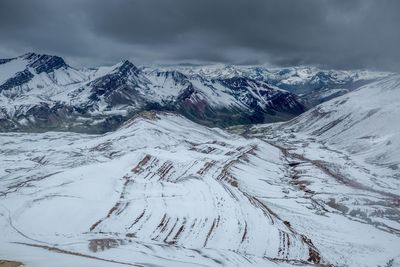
xmin=281 ymin=74 xmax=400 ymax=170
xmin=246 ymin=74 xmax=400 ymax=266
xmin=1 ymin=111 xmax=399 ymax=266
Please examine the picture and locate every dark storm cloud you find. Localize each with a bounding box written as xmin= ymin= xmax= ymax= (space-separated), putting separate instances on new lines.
xmin=0 ymin=0 xmax=399 ymax=70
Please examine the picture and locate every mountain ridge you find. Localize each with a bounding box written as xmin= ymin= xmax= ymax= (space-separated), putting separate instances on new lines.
xmin=0 ymin=52 xmax=392 ymax=133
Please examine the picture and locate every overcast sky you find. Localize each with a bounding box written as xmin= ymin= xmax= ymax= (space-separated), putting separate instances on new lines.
xmin=0 ymin=0 xmax=399 ymax=70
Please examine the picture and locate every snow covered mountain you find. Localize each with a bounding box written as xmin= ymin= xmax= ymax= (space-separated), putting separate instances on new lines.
xmin=277 ymin=74 xmax=400 ymax=170
xmin=1 ymin=111 xmax=399 ymax=266
xmin=239 ymin=74 xmax=400 ymax=266
xmin=0 ymin=53 xmax=391 ymax=133
xmin=1 ymin=53 xmax=398 ymax=266
xmin=0 ymin=53 xmax=305 ymax=133
xmin=0 ymin=112 xmax=321 ymax=266
xmin=246 ymin=75 xmax=400 ymax=214
xmin=169 ymin=64 xmax=391 ymax=107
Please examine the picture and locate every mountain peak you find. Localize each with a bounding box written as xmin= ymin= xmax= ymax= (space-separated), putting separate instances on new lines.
xmin=120 ymin=59 xmax=137 ymax=68
xmin=20 ymin=52 xmax=38 ymax=59
xmin=113 ymin=59 xmax=140 ymax=76
xmin=21 ymin=52 xmax=68 ymax=74
xmin=156 ymin=70 xmax=188 ymax=82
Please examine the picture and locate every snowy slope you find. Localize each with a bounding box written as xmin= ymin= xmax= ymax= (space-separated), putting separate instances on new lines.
xmin=241 ymin=75 xmax=400 ymax=267
xmin=1 ymin=112 xmax=399 ymax=266
xmin=0 ymin=112 xmax=320 ymax=266
xmin=281 ymin=74 xmax=400 ymax=169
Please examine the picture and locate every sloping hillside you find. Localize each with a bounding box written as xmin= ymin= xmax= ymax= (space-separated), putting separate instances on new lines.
xmin=1 ymin=112 xmax=399 ymax=266
xmin=281 ymin=74 xmax=400 ymax=170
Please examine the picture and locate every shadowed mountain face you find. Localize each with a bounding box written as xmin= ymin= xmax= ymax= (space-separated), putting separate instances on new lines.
xmin=0 ymin=53 xmax=390 ymax=133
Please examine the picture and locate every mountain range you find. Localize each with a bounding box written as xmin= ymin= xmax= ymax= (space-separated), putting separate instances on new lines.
xmin=0 ymin=53 xmax=390 ymax=133
xmin=0 ymin=53 xmax=399 ymax=267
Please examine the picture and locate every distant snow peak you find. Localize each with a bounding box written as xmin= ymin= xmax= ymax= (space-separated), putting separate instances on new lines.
xmin=115 ymin=60 xmax=139 ymax=74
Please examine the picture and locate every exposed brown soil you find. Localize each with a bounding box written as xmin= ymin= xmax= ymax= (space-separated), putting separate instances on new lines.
xmin=221 ymin=141 xmax=324 ymax=264
xmin=123 ymin=111 xmax=160 ymax=127
xmin=308 ymin=247 xmax=321 ymax=264
xmin=301 ymin=236 xmax=321 ymax=264
xmin=132 ymin=154 xmax=152 ymax=174
xmin=190 ymin=145 xmax=216 ymax=154
xmin=0 ymin=260 xmax=24 ymax=267
xmin=88 ymin=238 xmax=120 ymax=252
xmin=156 ymin=161 xmax=174 ymax=180
xmin=197 ymin=160 xmax=216 ymax=175
xmin=267 ymin=140 xmax=400 ymax=204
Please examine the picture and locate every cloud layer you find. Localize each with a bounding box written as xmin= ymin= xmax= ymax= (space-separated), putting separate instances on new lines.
xmin=1 ymin=0 xmax=399 ymax=70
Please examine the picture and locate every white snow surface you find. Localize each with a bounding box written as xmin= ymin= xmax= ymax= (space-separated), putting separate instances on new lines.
xmin=1 ymin=111 xmax=399 ymax=266
xmin=245 ymin=74 xmax=400 ymax=266
xmin=0 ymin=58 xmax=29 ymax=85
xmin=1 ymin=55 xmax=399 ymax=266
xmin=282 ymin=74 xmax=400 ymax=168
